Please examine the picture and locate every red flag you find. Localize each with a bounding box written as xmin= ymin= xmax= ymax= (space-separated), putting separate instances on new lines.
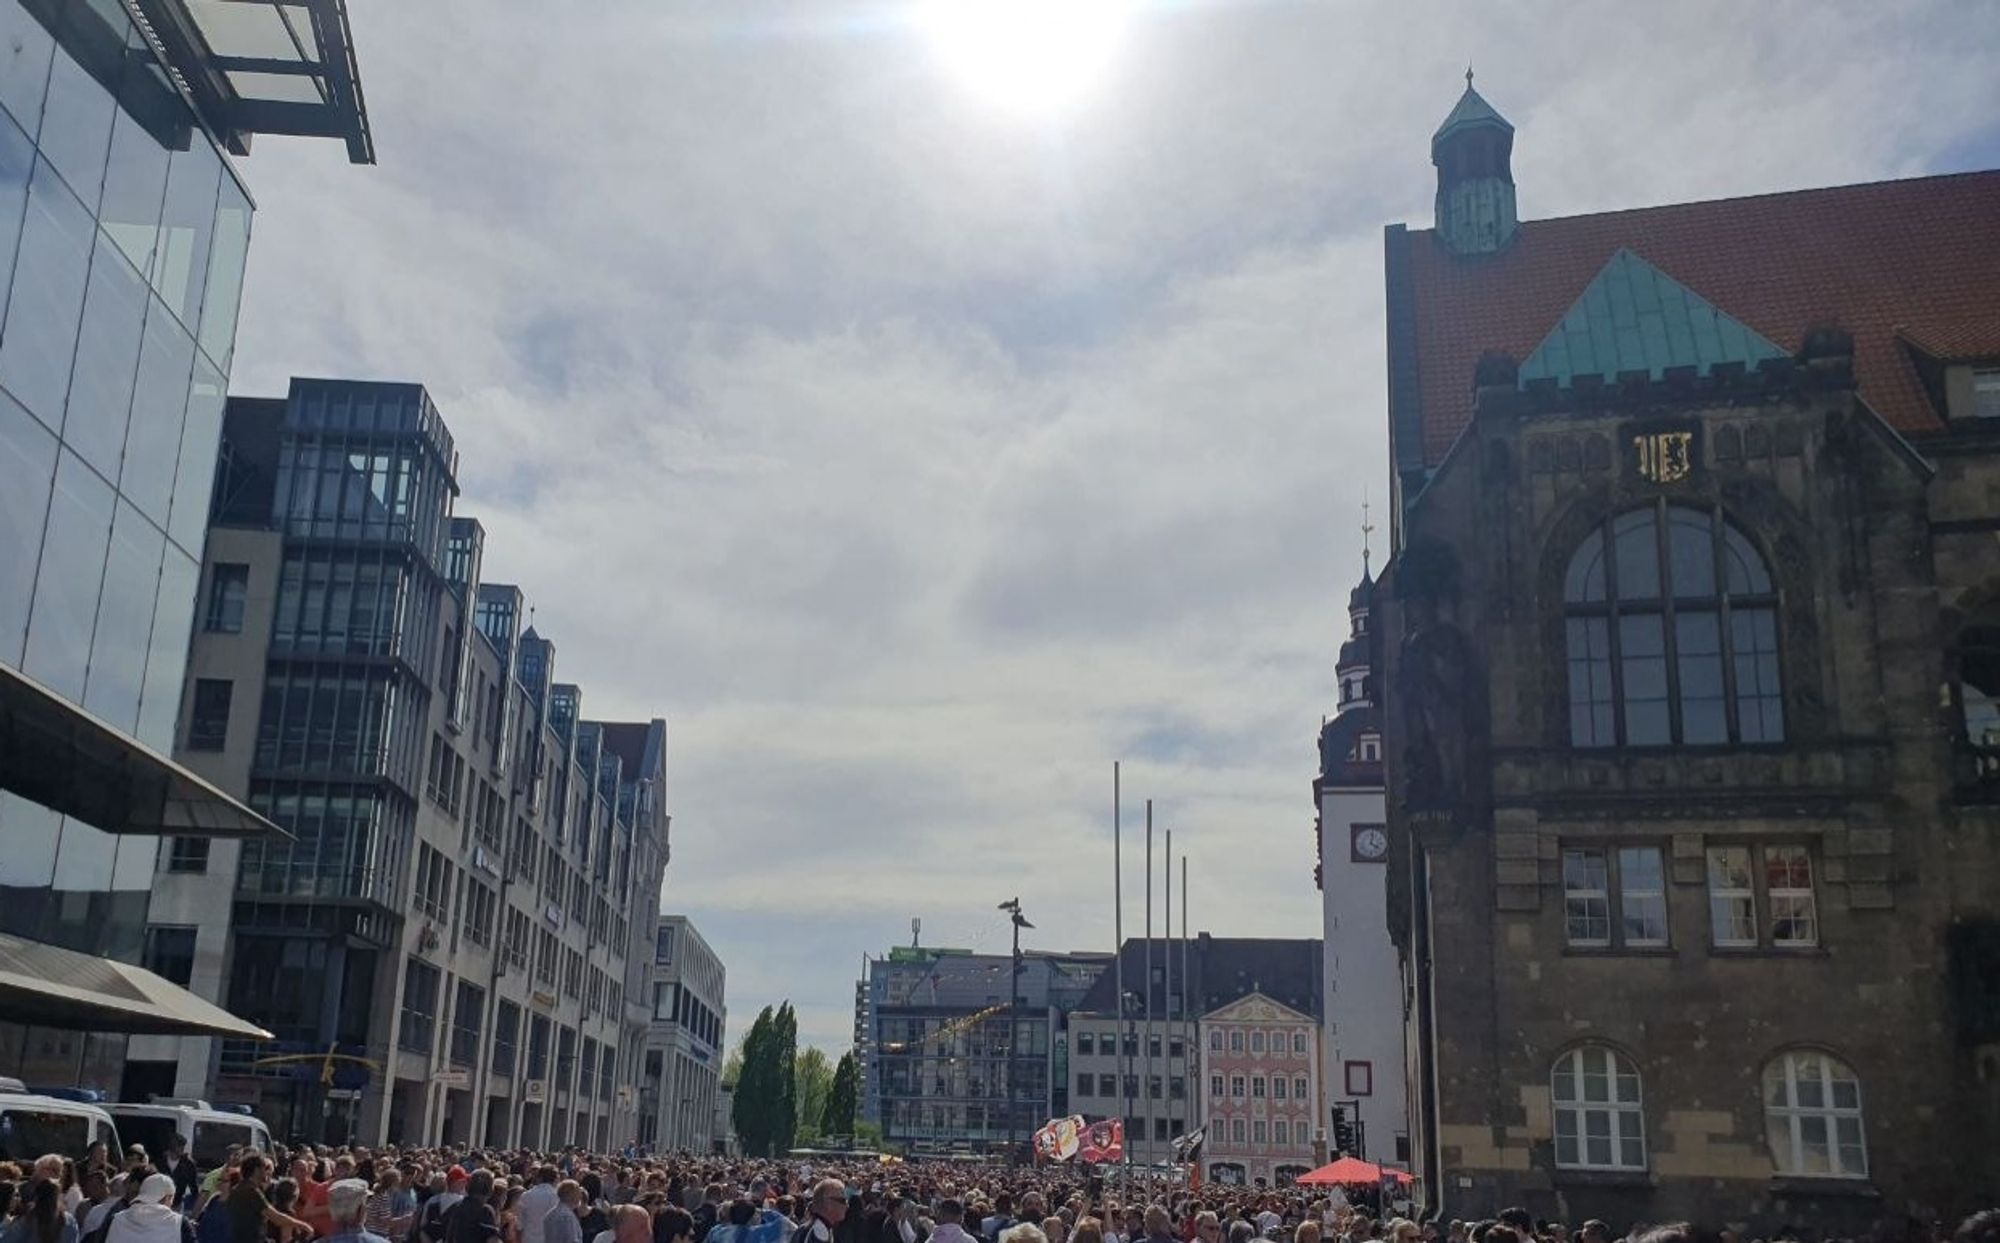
xmin=1078 ymin=1118 xmax=1124 ymax=1164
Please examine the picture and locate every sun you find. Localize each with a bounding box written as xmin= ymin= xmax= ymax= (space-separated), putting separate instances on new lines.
xmin=917 ymin=0 xmax=1135 ymax=116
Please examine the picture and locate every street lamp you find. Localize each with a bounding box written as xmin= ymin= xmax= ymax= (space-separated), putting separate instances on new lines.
xmin=998 ymin=898 xmax=1033 ymax=1159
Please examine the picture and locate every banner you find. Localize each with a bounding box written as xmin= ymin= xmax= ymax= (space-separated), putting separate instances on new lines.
xmin=1078 ymin=1117 xmax=1124 ymax=1164
xmin=1170 ymin=1125 xmax=1206 ymax=1162
xmin=1034 ymin=1115 xmax=1084 ymax=1162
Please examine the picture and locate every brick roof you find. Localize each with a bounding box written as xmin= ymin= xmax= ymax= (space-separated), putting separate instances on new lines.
xmin=1399 ymin=169 xmax=2000 ymax=467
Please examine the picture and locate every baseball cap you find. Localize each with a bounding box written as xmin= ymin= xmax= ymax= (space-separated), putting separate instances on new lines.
xmin=141 ymin=1174 xmax=176 ymax=1204
xmin=448 ymin=1166 xmax=469 ymax=1185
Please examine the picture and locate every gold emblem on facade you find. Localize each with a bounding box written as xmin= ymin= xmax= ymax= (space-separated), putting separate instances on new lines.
xmin=1634 ymin=430 xmax=1694 ymax=482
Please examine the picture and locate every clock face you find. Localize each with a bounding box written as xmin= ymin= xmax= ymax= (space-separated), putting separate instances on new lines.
xmin=1351 ymin=825 xmax=1389 ymax=862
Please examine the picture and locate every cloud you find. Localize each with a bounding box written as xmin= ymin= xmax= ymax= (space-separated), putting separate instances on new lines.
xmin=225 ymin=0 xmax=2000 ymax=1053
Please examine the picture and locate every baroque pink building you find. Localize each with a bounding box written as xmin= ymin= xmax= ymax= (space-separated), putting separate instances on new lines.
xmin=1199 ymin=991 xmax=1323 ymax=1185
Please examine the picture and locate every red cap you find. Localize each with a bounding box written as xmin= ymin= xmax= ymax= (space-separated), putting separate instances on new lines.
xmin=448 ymin=1167 xmax=469 ymax=1184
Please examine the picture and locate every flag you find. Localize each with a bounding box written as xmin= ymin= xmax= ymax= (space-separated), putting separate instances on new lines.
xmin=1078 ymin=1118 xmax=1124 ymax=1164
xmin=1034 ymin=1115 xmax=1084 ymax=1162
xmin=1170 ymin=1125 xmax=1206 ymax=1162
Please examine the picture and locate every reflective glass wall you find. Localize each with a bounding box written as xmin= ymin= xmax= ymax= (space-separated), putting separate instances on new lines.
xmin=0 ymin=0 xmax=253 ymax=959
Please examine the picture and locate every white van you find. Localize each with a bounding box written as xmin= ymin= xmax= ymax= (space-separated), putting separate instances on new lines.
xmin=106 ymin=1100 xmax=273 ymax=1169
xmin=0 ymin=1078 xmax=123 ymax=1163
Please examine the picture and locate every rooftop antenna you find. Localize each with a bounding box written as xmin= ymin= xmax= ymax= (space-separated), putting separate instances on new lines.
xmin=911 ymin=917 xmax=921 ymax=948
xmin=1361 ymin=492 xmax=1375 ymax=577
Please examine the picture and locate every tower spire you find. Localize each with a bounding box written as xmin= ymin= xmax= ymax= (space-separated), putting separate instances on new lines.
xmin=1361 ymin=496 xmax=1375 ymax=577
xmin=1431 ymin=72 xmax=1517 ymax=255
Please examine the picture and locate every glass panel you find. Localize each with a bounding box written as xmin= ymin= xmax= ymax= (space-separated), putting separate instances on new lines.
xmin=1613 ymin=509 xmax=1661 ymax=600
xmin=1723 ymin=524 xmax=1773 ymax=594
xmin=23 ymin=450 xmax=115 ymax=700
xmin=153 ymin=138 xmax=219 ymax=326
xmin=0 ymin=389 xmax=56 ymax=663
xmin=1831 ymin=1077 xmax=1859 ymax=1111
xmin=36 ymin=45 xmax=113 ymax=211
xmin=1675 ymin=611 xmax=1727 ymax=743
xmin=135 ymin=545 xmax=197 ymax=750
xmin=99 ymin=107 xmax=170 ymax=277
xmin=120 ymin=295 xmax=196 ymax=524
xmin=168 ymin=355 xmax=225 ymax=553
xmin=197 ymin=175 xmax=250 ymax=367
xmin=1766 ymin=1114 xmax=1795 ymax=1172
xmin=1567 ymin=616 xmax=1615 ymax=746
xmin=0 ymin=157 xmax=93 ymax=425
xmin=1551 ymin=1061 xmax=1575 ymax=1102
xmin=1565 ymin=530 xmax=1605 ymax=603
xmin=1667 ymin=507 xmax=1715 ymax=598
xmin=1732 ymin=608 xmax=1784 ymax=742
xmin=0 ymin=3 xmax=54 ymax=135
xmin=1799 ymin=1115 xmax=1830 ymax=1173
xmin=1582 ymin=1065 xmax=1609 ymax=1103
xmin=82 ymin=501 xmax=163 ymax=731
xmin=1619 ymin=614 xmax=1671 ymax=744
xmin=62 ymin=238 xmax=148 ymax=477
xmin=0 ymin=110 xmax=31 ymax=324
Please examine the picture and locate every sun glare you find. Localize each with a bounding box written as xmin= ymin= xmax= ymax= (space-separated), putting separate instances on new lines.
xmin=918 ymin=0 xmax=1134 ymax=116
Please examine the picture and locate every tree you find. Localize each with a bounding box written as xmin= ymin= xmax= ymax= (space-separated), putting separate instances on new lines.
xmin=774 ymin=1003 xmax=800 ymax=1153
xmin=794 ymin=1048 xmax=834 ymax=1145
xmin=823 ymin=1051 xmax=859 ymax=1138
xmin=731 ymin=1006 xmax=777 ymax=1156
xmin=722 ymin=1036 xmax=745 ymax=1089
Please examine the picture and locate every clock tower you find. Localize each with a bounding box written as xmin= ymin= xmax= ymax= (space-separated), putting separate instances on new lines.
xmin=1313 ymin=531 xmax=1408 ymax=1162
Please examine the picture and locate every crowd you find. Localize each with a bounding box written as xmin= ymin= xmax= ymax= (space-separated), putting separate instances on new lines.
xmin=0 ymin=1144 xmax=1993 ymax=1243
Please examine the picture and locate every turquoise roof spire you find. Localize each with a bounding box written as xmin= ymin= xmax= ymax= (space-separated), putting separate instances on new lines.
xmin=1431 ymin=71 xmax=1513 ymax=158
xmin=1517 ymin=249 xmax=1789 ymax=388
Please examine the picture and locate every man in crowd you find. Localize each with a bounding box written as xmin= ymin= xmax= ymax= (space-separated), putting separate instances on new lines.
xmin=519 ymin=1168 xmax=561 ymax=1243
xmin=228 ymin=1155 xmax=312 ymax=1243
xmin=324 ymin=1179 xmax=388 ymax=1243
xmin=793 ymin=1181 xmax=846 ymax=1243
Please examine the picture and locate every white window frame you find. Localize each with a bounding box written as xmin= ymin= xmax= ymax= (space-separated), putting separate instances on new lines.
xmin=1706 ymin=845 xmax=1758 ymax=947
xmin=1231 ymin=1074 xmax=1245 ymax=1098
xmin=1551 ymin=1045 xmax=1646 ymax=1171
xmin=1252 ymin=1119 xmax=1267 ymax=1144
xmin=1292 ymin=1031 xmax=1307 ymax=1055
xmin=1210 ymin=1074 xmax=1223 ymax=1098
xmin=1706 ymin=842 xmax=1819 ymax=949
xmin=1764 ymin=1051 xmax=1867 ymax=1178
xmin=1294 ymin=1075 xmax=1308 ymax=1100
xmin=1767 ymin=845 xmax=1818 ymax=947
xmin=1251 ymin=1075 xmax=1266 ymax=1099
xmin=1273 ymin=1075 xmax=1287 ymax=1100
xmin=1618 ymin=846 xmax=1669 ymax=946
xmin=1974 ymin=367 xmax=2000 ymax=420
xmin=1273 ymin=1119 xmax=1288 ymax=1145
xmin=1250 ymin=1030 xmax=1266 ymax=1053
xmin=1344 ymin=1061 xmax=1373 ymax=1097
xmin=1562 ymin=848 xmax=1612 ymax=946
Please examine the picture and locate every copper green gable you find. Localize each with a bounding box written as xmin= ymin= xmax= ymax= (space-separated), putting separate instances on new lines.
xmin=1516 ymin=249 xmax=1789 ymax=388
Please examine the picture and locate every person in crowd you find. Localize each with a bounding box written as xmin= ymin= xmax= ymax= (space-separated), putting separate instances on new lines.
xmin=592 ymin=1208 xmax=649 ymax=1243
xmin=497 ymin=1187 xmax=524 ymax=1243
xmin=443 ymin=1171 xmax=501 ymax=1243
xmin=979 ymin=1199 xmax=1016 ymax=1243
xmin=792 ymin=1182 xmax=846 ymax=1243
xmin=227 ymin=1157 xmax=310 ymax=1243
xmin=104 ymin=1175 xmax=186 ymax=1243
xmin=268 ymin=1179 xmax=305 ymax=1243
xmin=543 ymin=1184 xmax=584 ymax=1243
xmin=322 ymin=1181 xmax=387 ymax=1243
xmin=159 ymin=1142 xmax=198 ymax=1218
xmin=653 ymin=1209 xmax=695 ymax=1243
xmin=1068 ymin=1220 xmax=1101 ymax=1243
xmin=3 ymin=1177 xmax=79 ymax=1243
xmin=517 ymin=1171 xmax=560 ymax=1243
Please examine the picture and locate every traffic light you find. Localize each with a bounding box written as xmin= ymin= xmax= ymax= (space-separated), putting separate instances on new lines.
xmin=1331 ymin=1104 xmax=1356 ymax=1156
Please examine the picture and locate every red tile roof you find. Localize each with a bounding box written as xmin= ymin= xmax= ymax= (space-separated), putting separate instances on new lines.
xmin=1403 ymin=169 xmax=2000 ymax=466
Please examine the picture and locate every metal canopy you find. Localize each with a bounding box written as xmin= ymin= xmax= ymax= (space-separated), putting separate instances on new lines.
xmin=134 ymin=0 xmax=374 ymax=164
xmin=0 ymin=663 xmax=286 ymax=840
xmin=0 ymin=932 xmax=273 ymax=1038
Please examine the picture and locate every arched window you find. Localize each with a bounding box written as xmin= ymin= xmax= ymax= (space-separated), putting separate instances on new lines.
xmin=1564 ymin=502 xmax=1783 ymax=747
xmin=1551 ymin=1045 xmax=1645 ymax=1170
xmin=1764 ymin=1051 xmax=1867 ymax=1178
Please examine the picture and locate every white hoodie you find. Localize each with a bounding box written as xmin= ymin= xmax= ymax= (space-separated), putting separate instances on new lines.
xmin=106 ymin=1200 xmax=185 ymax=1243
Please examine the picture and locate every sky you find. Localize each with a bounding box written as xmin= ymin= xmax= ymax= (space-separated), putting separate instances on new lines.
xmin=226 ymin=0 xmax=2000 ymax=1052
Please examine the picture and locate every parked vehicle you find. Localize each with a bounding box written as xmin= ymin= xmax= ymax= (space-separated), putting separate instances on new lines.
xmin=106 ymin=1099 xmax=272 ymax=1168
xmin=0 ymin=1077 xmax=122 ymax=1162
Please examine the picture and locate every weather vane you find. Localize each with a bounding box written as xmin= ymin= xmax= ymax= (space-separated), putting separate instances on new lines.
xmin=1466 ymin=63 xmax=1475 ymax=89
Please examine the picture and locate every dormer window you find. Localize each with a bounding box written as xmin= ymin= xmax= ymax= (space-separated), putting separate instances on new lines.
xmin=1975 ymin=368 xmax=2000 ymax=420
xmin=1359 ymin=734 xmax=1382 ymax=762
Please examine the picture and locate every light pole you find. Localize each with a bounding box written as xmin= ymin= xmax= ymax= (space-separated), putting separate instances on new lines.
xmin=998 ymin=897 xmax=1033 ymax=1161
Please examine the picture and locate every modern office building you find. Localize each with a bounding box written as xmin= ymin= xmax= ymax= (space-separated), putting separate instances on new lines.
xmin=1312 ymin=568 xmax=1408 ymax=1165
xmin=1376 ymin=79 xmax=2000 ymax=1226
xmin=855 ymin=944 xmax=1108 ymax=1156
xmin=0 ymin=0 xmax=370 ymax=1086
xmin=1067 ymin=935 xmax=1322 ymax=1171
xmin=638 ymin=914 xmax=726 ymax=1154
xmin=125 ymin=378 xmax=671 ymax=1148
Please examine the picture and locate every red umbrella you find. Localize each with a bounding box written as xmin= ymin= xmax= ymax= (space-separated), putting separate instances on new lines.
xmin=1295 ymin=1157 xmax=1385 ymax=1185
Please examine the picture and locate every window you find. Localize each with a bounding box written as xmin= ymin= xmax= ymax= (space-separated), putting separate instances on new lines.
xmin=204 ymin=563 xmax=248 ymax=633
xmin=1153 ymin=1118 xmax=1169 ymax=1142
xmin=413 ymin=844 xmax=452 ymax=925
xmin=1345 ymin=1061 xmax=1373 ymax=1097
xmin=1148 ymin=1033 xmax=1162 ymax=1058
xmin=1764 ymin=1051 xmax=1866 ymax=1178
xmin=1250 ymin=1030 xmax=1265 ymax=1053
xmin=1169 ymin=1037 xmax=1184 ymax=1059
xmin=1292 ymin=1031 xmax=1307 ymax=1055
xmin=1077 ymin=1074 xmax=1092 ymax=1097
xmin=1976 ymin=368 xmax=2000 ymax=420
xmin=398 ymin=958 xmax=440 ymax=1054
xmin=1706 ymin=844 xmax=1819 ymax=948
xmin=461 ymin=879 xmax=496 ymax=948
xmin=1247 ymin=1119 xmax=1263 ymax=1143
xmin=1148 ymin=1075 xmax=1162 ymax=1100
xmin=1210 ymin=1074 xmax=1223 ymax=1097
xmin=1100 ymin=1074 xmax=1116 ymax=1097
xmin=1231 ymin=1118 xmax=1246 ymax=1144
xmin=1231 ymin=1075 xmax=1245 ymax=1098
xmin=1251 ymin=1076 xmax=1266 ymax=1099
xmin=1170 ymin=1075 xmax=1185 ymax=1100
xmin=493 ymin=1001 xmax=519 ymax=1077
xmin=1230 ymin=1030 xmax=1244 ymax=1053
xmin=1209 ymin=1029 xmax=1223 ymax=1051
xmin=1562 ymin=845 xmax=1669 ymax=948
xmin=1294 ymin=1075 xmax=1308 ymax=1100
xmin=1564 ymin=503 xmax=1782 ymax=747
xmin=656 ymin=922 xmax=676 ymax=964
xmin=166 ymin=837 xmax=210 ymax=874
xmin=143 ymin=926 xmax=196 ymax=988
xmin=1273 ymin=1076 xmax=1287 ymax=1100
xmin=1076 ymin=1031 xmax=1094 ymax=1056
xmin=449 ymin=980 xmax=483 ymax=1067
xmin=1551 ymin=1045 xmax=1645 ymax=1171
xmin=1274 ymin=1119 xmax=1289 ymax=1144
xmin=187 ymin=678 xmax=232 ymax=751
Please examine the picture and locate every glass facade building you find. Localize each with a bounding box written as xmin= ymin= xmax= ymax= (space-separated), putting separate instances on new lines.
xmin=0 ymin=0 xmax=371 ymax=1087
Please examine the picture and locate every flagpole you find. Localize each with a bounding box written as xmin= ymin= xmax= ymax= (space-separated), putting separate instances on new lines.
xmin=1114 ymin=761 xmax=1128 ymax=1188
xmin=1144 ymin=799 xmax=1155 ymax=1178
xmin=1182 ymin=855 xmax=1193 ymax=1153
xmin=1165 ymin=826 xmax=1175 ymax=1180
